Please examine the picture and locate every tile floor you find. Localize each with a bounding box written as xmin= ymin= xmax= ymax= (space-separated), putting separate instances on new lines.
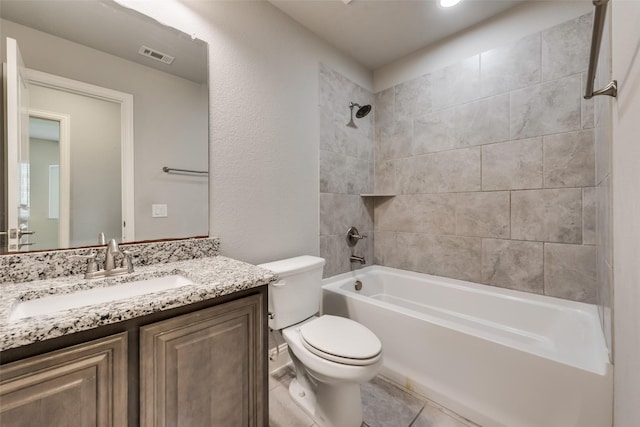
xmin=269 ymin=365 xmax=480 ymax=427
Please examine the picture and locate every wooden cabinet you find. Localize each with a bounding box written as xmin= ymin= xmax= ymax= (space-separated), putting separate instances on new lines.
xmin=0 ymin=290 xmax=267 ymax=427
xmin=140 ymin=293 xmax=265 ymax=427
xmin=0 ymin=333 xmax=127 ymax=427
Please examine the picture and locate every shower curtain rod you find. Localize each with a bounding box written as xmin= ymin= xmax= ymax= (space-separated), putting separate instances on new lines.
xmin=584 ymin=0 xmax=617 ymax=99
xmin=162 ymin=166 xmax=208 ymax=176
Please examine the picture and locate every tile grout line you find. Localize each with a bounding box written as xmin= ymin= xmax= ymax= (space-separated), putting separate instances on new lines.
xmin=407 ymin=405 xmax=426 ymax=427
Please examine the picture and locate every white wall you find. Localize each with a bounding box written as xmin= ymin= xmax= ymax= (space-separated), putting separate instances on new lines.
xmin=611 ymin=1 xmax=640 ymax=426
xmin=373 ymin=1 xmax=592 ymax=92
xmin=120 ymin=0 xmax=372 ymax=264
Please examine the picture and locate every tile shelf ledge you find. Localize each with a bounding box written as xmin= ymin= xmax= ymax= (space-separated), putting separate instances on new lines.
xmin=359 ymin=194 xmax=396 ymax=197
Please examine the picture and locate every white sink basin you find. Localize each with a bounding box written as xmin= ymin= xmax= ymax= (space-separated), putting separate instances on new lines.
xmin=9 ymin=274 xmax=194 ymax=322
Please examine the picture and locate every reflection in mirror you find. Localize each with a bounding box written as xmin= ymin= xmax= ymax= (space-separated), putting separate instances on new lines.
xmin=1 ymin=0 xmax=209 ymax=253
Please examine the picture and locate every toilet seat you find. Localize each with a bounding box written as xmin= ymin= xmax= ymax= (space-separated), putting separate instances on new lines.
xmin=299 ymin=315 xmax=382 ymax=366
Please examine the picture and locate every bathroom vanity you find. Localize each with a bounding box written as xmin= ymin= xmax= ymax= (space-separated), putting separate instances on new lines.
xmin=0 ymin=239 xmax=276 ymax=427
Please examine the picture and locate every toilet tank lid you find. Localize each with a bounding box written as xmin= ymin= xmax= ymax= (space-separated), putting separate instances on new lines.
xmin=257 ymin=255 xmax=325 ymax=277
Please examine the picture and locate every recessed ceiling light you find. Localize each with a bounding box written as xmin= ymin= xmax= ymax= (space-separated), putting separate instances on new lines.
xmin=440 ymin=0 xmax=463 ymax=8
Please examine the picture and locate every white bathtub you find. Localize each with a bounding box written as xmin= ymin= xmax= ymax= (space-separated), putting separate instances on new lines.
xmin=322 ymin=266 xmax=612 ymax=427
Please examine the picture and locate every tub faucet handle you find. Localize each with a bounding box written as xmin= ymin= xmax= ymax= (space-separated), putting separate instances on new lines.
xmin=346 ymin=226 xmax=367 ymax=246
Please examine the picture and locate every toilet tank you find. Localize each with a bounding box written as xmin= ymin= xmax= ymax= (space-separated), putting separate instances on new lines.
xmin=257 ymin=256 xmax=326 ymax=330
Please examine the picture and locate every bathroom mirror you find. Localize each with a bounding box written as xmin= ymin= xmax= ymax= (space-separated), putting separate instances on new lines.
xmin=1 ymin=0 xmax=209 ymax=253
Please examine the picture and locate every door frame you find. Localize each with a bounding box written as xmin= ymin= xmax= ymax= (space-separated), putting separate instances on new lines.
xmin=28 ymin=109 xmax=71 ymax=248
xmin=25 ymin=68 xmax=135 ymax=242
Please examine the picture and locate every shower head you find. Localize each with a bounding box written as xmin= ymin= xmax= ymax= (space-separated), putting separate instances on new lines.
xmin=355 ymin=104 xmax=371 ymax=118
xmin=346 ymin=102 xmax=372 ymax=128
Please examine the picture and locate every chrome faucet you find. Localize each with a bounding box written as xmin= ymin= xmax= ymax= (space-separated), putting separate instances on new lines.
xmin=105 ymin=239 xmax=121 ymax=271
xmin=70 ymin=238 xmax=134 ymax=279
xmin=350 ymin=255 xmax=366 ymax=265
xmin=104 ymin=239 xmax=134 ymax=276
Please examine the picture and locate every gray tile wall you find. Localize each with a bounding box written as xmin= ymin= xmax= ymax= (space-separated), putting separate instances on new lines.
xmin=373 ymin=13 xmax=598 ymax=303
xmin=319 ymin=64 xmax=375 ymax=278
xmin=593 ymin=12 xmax=613 ymax=356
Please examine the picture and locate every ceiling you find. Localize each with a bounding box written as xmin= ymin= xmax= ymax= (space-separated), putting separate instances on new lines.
xmin=0 ymin=0 xmax=208 ymax=83
xmin=268 ymin=0 xmax=526 ymax=69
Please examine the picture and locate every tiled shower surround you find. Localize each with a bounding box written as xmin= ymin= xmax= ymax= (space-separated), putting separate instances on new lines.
xmin=320 ymin=13 xmax=602 ymax=304
xmin=319 ymin=64 xmax=375 ymax=278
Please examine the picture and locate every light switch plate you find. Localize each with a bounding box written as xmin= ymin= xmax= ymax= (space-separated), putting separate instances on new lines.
xmin=152 ymin=204 xmax=168 ymax=218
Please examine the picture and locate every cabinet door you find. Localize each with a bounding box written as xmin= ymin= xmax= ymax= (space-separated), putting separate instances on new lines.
xmin=140 ymin=293 xmax=264 ymax=427
xmin=0 ymin=332 xmax=128 ymax=427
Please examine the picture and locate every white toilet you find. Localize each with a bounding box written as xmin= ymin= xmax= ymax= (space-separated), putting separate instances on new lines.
xmin=259 ymin=255 xmax=382 ymax=427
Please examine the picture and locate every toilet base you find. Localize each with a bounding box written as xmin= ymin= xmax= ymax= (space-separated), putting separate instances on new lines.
xmin=288 ymin=376 xmax=364 ymax=427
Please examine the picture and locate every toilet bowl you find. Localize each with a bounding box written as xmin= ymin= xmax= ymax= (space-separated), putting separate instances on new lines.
xmin=282 ymin=316 xmax=382 ymax=427
xmin=258 ymin=256 xmax=383 ymax=427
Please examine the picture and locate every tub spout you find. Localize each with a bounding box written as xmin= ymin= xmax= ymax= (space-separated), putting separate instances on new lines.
xmin=350 ymin=255 xmax=366 ymax=265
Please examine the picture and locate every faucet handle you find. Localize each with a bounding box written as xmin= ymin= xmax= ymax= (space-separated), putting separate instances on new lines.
xmin=69 ymin=253 xmax=98 ymax=274
xmin=122 ymin=250 xmax=135 ymax=273
xmin=346 ymin=226 xmax=368 ymax=246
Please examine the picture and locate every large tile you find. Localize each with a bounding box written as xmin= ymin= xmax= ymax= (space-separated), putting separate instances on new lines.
xmin=319 ymin=63 xmax=342 ymax=110
xmin=455 ymin=192 xmax=510 ymax=238
xmin=511 ymin=188 xmax=582 ymax=243
xmin=319 ymin=64 xmax=374 ymax=163
xmin=413 ymin=107 xmax=456 ymax=154
xmin=320 ymin=150 xmax=347 ymax=193
xmin=375 ymin=194 xmax=456 ymax=234
xmin=411 ymin=400 xmax=480 ymax=427
xmin=375 ymin=87 xmax=395 ymax=132
xmin=395 ymin=74 xmax=431 ymax=119
xmin=581 ymin=72 xmax=595 ymax=129
xmin=482 ymin=138 xmax=543 ymax=190
xmin=544 ymin=243 xmax=596 ymax=303
xmin=543 ymin=129 xmax=595 ymax=188
xmin=374 ymin=231 xmax=397 ymax=267
xmin=542 ymin=13 xmax=592 ymax=81
xmin=320 ymin=234 xmax=351 ymax=278
xmin=481 ymin=32 xmax=541 ymax=97
xmin=377 ymin=118 xmax=412 ymax=160
xmin=346 ymin=155 xmax=373 ymax=194
xmin=594 ymin=93 xmax=612 ymax=185
xmin=596 ymin=176 xmax=612 ymax=265
xmin=374 ymin=158 xmax=396 ymax=194
xmin=395 ymin=233 xmax=482 ymax=282
xmin=269 ymin=385 xmax=315 ymax=427
xmin=361 ymin=376 xmax=425 ymax=427
xmin=430 ymin=235 xmax=482 ymax=283
xmin=510 ymin=74 xmax=582 ymax=139
xmin=319 ymin=108 xmax=338 ymax=153
xmin=337 ymin=121 xmax=374 ymax=161
xmin=431 ymin=56 xmax=480 ymax=110
xmin=481 ymin=239 xmax=544 ymax=293
xmin=583 ymin=187 xmax=596 ymax=245
xmin=319 ymin=193 xmax=347 ymax=236
xmin=395 ymin=148 xmax=481 ymax=194
xmin=393 ymin=232 xmax=429 ymax=273
xmin=454 ymin=94 xmax=510 ymax=148
xmin=320 ymin=193 xmax=373 ymax=237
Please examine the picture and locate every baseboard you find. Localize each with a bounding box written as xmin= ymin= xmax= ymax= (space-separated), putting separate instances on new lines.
xmin=268 ymin=342 xmax=291 ymax=373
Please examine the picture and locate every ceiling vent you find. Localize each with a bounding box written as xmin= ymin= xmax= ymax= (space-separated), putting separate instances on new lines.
xmin=138 ymin=46 xmax=174 ymax=64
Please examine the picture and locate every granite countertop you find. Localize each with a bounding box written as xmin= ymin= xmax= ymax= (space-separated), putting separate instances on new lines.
xmin=0 ymin=256 xmax=278 ymax=352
